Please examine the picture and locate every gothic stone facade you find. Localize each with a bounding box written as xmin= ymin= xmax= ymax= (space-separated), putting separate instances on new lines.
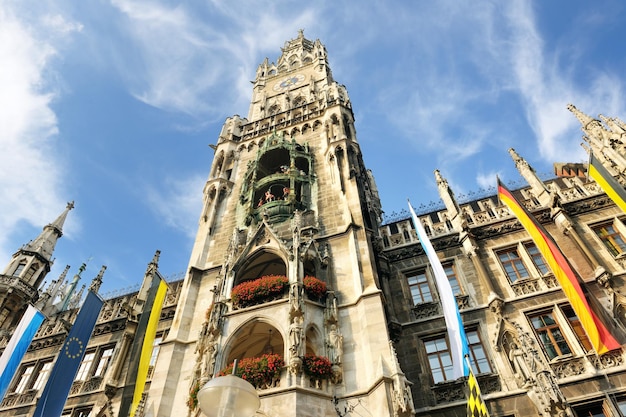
xmin=2 ymin=32 xmax=626 ymax=417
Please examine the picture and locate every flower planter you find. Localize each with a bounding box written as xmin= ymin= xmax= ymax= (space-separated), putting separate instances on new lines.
xmin=303 ymin=276 xmax=327 ymax=301
xmin=217 ymin=354 xmax=285 ymax=389
xmin=231 ymin=275 xmax=288 ymax=309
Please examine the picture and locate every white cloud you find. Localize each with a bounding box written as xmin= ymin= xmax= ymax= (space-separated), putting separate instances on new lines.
xmin=0 ymin=5 xmax=81 ymax=263
xmin=109 ymin=0 xmax=320 ymax=119
xmin=145 ymin=175 xmax=205 ymax=238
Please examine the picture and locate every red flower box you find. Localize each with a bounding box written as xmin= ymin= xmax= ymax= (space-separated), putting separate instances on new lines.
xmin=231 ymin=275 xmax=288 ymax=308
xmin=303 ymin=276 xmax=327 ymax=300
xmin=302 ymin=354 xmax=333 ymax=379
xmin=217 ymin=353 xmax=285 ymax=389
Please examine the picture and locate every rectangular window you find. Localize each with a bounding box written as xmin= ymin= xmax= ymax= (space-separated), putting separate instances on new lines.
xmin=529 ymin=311 xmax=572 ymax=360
xmin=443 ymin=263 xmax=462 ymax=296
xmin=75 ymin=351 xmax=96 ymax=381
xmin=424 ymin=336 xmax=453 ymax=383
xmin=150 ymin=336 xmax=163 ymax=368
xmin=466 ymin=330 xmax=491 ymax=374
xmin=573 ymin=403 xmax=606 ymax=416
xmin=562 ymin=305 xmax=592 ymax=352
xmin=93 ymin=346 xmax=114 ymax=378
xmin=14 ymin=364 xmax=35 ymax=393
xmin=593 ymin=222 xmax=626 ymax=257
xmin=408 ymin=271 xmax=433 ymax=304
xmin=497 ymin=248 xmax=530 ymax=282
xmin=31 ymin=361 xmax=53 ymax=391
xmin=524 ymin=242 xmax=549 ymax=275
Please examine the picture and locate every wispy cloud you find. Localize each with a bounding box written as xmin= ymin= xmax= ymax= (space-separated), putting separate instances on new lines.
xmin=0 ymin=4 xmax=81 ymax=262
xmin=145 ymin=174 xmax=205 ymax=238
xmin=109 ymin=0 xmax=320 ymax=119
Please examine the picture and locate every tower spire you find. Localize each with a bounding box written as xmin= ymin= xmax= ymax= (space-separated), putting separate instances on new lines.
xmin=23 ymin=201 xmax=75 ymax=262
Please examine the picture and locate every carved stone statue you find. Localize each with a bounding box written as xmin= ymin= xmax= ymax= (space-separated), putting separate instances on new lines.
xmin=289 ymin=315 xmax=304 ymax=356
xmin=326 ymin=324 xmax=343 ymax=365
xmin=509 ymin=342 xmax=532 ymax=387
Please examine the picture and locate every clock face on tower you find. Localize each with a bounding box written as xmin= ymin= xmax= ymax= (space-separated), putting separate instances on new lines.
xmin=273 ymin=74 xmax=305 ymax=92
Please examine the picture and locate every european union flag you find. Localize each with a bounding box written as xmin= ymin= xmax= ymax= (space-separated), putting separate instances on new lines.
xmin=33 ymin=290 xmax=103 ymax=417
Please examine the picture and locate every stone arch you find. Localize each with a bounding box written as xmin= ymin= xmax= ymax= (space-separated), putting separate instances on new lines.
xmin=305 ymin=324 xmax=324 ymax=356
xmin=268 ymin=104 xmax=281 ymax=116
xmin=293 ymin=96 xmax=307 ymax=107
xmin=233 ymin=249 xmax=288 ymax=287
xmin=210 ymin=151 xmax=225 ymax=178
xmin=220 ymin=318 xmax=286 ymax=371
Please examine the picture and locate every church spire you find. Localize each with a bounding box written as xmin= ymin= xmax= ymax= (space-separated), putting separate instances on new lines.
xmin=22 ymin=201 xmax=74 ymax=262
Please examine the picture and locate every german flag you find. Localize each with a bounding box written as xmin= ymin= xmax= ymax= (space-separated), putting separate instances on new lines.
xmin=118 ymin=272 xmax=168 ymax=417
xmin=589 ymin=152 xmax=626 ymax=214
xmin=497 ymin=179 xmax=620 ymax=355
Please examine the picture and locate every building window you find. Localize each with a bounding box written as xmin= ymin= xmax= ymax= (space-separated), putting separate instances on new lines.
xmin=14 ymin=364 xmax=35 ymax=393
xmin=573 ymin=402 xmax=606 ymax=416
xmin=524 ymin=242 xmax=549 ymax=275
xmin=592 ymin=221 xmax=626 ymax=257
xmin=443 ymin=263 xmax=462 ymax=296
xmin=529 ymin=310 xmax=572 ymax=360
xmin=407 ymin=271 xmax=433 ymax=304
xmin=62 ymin=407 xmax=93 ymax=417
xmin=23 ymin=264 xmax=38 ymax=281
xmin=93 ymin=346 xmax=114 ymax=378
xmin=76 ymin=345 xmax=116 ymax=381
xmin=31 ymin=361 xmax=53 ymax=391
xmin=75 ymin=351 xmax=96 ymax=381
xmin=0 ymin=307 xmax=10 ymax=327
xmin=562 ymin=305 xmax=592 ymax=352
xmin=497 ymin=247 xmax=530 ymax=282
xmin=424 ymin=336 xmax=453 ymax=383
xmin=13 ymin=262 xmax=27 ymax=276
xmin=466 ymin=330 xmax=491 ymax=374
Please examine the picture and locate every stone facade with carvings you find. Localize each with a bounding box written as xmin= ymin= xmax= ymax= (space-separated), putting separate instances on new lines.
xmin=2 ymin=32 xmax=626 ymax=417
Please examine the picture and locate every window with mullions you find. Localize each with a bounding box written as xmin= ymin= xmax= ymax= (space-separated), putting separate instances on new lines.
xmin=529 ymin=310 xmax=572 ymax=360
xmin=75 ymin=345 xmax=116 ymax=381
xmin=466 ymin=330 xmax=491 ymax=374
xmin=443 ymin=263 xmax=463 ymax=296
xmin=31 ymin=361 xmax=53 ymax=391
xmin=497 ymin=247 xmax=530 ymax=282
xmin=424 ymin=336 xmax=453 ymax=383
xmin=524 ymin=242 xmax=549 ymax=275
xmin=425 ymin=329 xmax=491 ymax=383
xmin=573 ymin=402 xmax=606 ymax=416
xmin=562 ymin=305 xmax=592 ymax=352
xmin=407 ymin=270 xmax=433 ymax=304
xmin=13 ymin=364 xmax=35 ymax=393
xmin=592 ymin=221 xmax=626 ymax=257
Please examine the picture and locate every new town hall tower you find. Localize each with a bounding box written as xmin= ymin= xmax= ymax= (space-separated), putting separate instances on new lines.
xmin=148 ymin=31 xmax=407 ymax=417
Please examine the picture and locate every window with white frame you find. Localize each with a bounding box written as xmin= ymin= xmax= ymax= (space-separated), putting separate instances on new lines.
xmin=13 ymin=364 xmax=35 ymax=393
xmin=75 ymin=344 xmax=116 ymax=381
xmin=591 ymin=219 xmax=626 ymax=257
xmin=496 ymin=242 xmax=550 ymax=283
xmin=31 ymin=360 xmax=53 ymax=391
xmin=528 ymin=304 xmax=591 ymax=360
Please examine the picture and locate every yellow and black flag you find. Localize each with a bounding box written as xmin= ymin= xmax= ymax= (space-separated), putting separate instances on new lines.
xmin=466 ymin=364 xmax=489 ymax=417
xmin=589 ymin=152 xmax=626 ymax=214
xmin=118 ymin=270 xmax=168 ymax=417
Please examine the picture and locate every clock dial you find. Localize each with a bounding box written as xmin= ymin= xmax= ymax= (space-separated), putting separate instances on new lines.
xmin=273 ymin=74 xmax=305 ymax=92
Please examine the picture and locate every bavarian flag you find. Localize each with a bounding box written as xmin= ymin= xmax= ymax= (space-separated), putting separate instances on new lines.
xmin=497 ymin=179 xmax=620 ymax=354
xmin=589 ymin=152 xmax=626 ymax=214
xmin=118 ymin=271 xmax=168 ymax=417
xmin=33 ymin=291 xmax=104 ymax=417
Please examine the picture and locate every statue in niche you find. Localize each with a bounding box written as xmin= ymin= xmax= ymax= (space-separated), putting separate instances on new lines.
xmin=202 ymin=336 xmax=218 ymax=378
xmin=326 ymin=324 xmax=343 ymax=365
xmin=508 ymin=341 xmax=532 ymax=388
xmin=289 ymin=315 xmax=304 ymax=357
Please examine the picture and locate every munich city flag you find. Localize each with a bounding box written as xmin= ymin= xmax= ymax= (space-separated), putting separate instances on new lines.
xmin=408 ymin=200 xmax=469 ymax=379
xmin=33 ymin=291 xmax=104 ymax=417
xmin=497 ymin=179 xmax=620 ymax=354
xmin=589 ymin=152 xmax=626 ymax=214
xmin=466 ymin=358 xmax=489 ymax=417
xmin=118 ymin=272 xmax=167 ymax=417
xmin=0 ymin=305 xmax=45 ymax=401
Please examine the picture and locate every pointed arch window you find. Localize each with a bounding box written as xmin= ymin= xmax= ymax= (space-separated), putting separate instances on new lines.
xmin=13 ymin=261 xmax=27 ymax=276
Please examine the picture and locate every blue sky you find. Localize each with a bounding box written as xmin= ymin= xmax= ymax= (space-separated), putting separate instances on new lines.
xmin=1 ymin=0 xmax=625 ymax=295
